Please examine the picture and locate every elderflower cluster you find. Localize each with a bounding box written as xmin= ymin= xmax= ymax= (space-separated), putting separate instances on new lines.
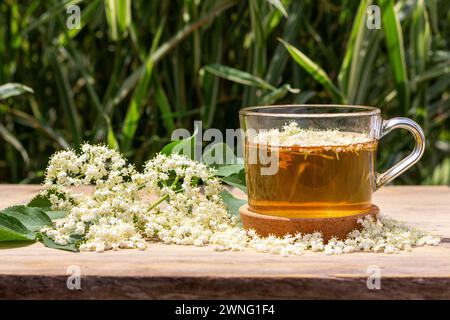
xmin=251 ymin=121 xmax=373 ymax=148
xmin=42 ymin=144 xmax=137 ymax=210
xmin=41 ymin=144 xmax=145 ymax=252
xmin=40 ymin=144 xmax=441 ymax=255
xmin=135 ymin=153 xmax=239 ymax=247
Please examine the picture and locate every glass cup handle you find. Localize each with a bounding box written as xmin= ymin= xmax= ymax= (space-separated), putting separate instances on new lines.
xmin=376 ymin=117 xmax=425 ymax=190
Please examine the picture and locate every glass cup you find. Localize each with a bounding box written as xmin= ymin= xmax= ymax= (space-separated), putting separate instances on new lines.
xmin=239 ymin=105 xmax=425 ymax=218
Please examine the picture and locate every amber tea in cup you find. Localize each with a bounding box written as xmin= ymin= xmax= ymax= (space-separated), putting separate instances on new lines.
xmin=240 ymin=105 xmax=425 ymax=218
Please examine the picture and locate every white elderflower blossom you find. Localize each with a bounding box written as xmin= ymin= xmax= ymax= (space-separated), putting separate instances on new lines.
xmin=40 ymin=144 xmax=441 ymax=255
xmin=251 ymin=121 xmax=372 ymax=149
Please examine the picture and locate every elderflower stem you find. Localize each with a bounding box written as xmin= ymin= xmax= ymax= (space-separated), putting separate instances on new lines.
xmin=170 ymin=176 xmax=180 ymax=189
xmin=148 ymin=176 xmax=182 ymax=212
xmin=148 ymin=194 xmax=169 ymax=211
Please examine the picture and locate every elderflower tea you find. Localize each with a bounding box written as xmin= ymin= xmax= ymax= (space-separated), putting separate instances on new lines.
xmin=240 ymin=105 xmax=425 ymax=218
xmin=246 ymin=127 xmax=377 ymax=217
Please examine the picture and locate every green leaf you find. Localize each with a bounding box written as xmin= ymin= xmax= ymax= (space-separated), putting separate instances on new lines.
xmin=260 ymin=84 xmax=299 ymax=105
xmin=105 ymin=0 xmax=131 ymax=41
xmin=202 ymin=142 xmax=242 ymax=167
xmin=27 ymin=194 xmax=52 ymax=208
xmin=27 ymin=194 xmax=68 ymax=220
xmin=55 ymin=0 xmax=101 ymax=46
xmin=409 ymin=0 xmax=431 ymax=81
xmin=107 ymin=125 xmax=119 ymax=150
xmin=379 ymin=0 xmax=410 ymax=113
xmin=412 ymin=62 xmax=450 ymax=84
xmin=279 ymin=39 xmax=344 ymax=103
xmin=121 ymin=20 xmax=164 ymax=151
xmin=221 ymin=170 xmax=247 ymax=192
xmin=202 ymin=142 xmax=245 ymax=177
xmin=48 ymin=49 xmax=82 ymax=146
xmin=265 ymin=1 xmax=303 ymax=85
xmin=292 ymin=90 xmax=317 ymax=103
xmin=338 ymin=0 xmax=369 ymax=94
xmin=336 ymin=0 xmax=383 ymax=104
xmin=63 ymin=43 xmax=118 ymax=150
xmin=107 ymin=0 xmax=237 ymax=111
xmin=264 ymin=0 xmax=288 ymax=17
xmin=154 ymin=77 xmax=176 ymax=133
xmin=4 ymin=106 xmax=70 ymax=148
xmin=21 ymin=0 xmax=83 ymax=35
xmin=161 ymin=126 xmax=199 ymax=160
xmin=249 ymin=0 xmax=265 ymax=47
xmin=203 ymin=64 xmax=276 ymax=91
xmin=220 ymin=189 xmax=246 ymax=221
xmin=215 ymin=164 xmax=245 ymax=177
xmin=425 ymin=157 xmax=450 ymax=185
xmin=38 ymin=233 xmax=79 ymax=252
xmin=115 ymin=0 xmax=131 ymax=35
xmin=2 ymin=206 xmax=52 ymax=232
xmin=0 ymin=215 xmax=35 ymax=241
xmin=0 ymin=123 xmax=30 ymax=167
xmin=0 ymin=83 xmax=34 ymax=100
xmin=45 ymin=211 xmax=68 ymax=221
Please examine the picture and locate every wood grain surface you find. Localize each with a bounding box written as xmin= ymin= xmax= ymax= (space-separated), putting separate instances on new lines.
xmin=0 ymin=184 xmax=449 ymax=299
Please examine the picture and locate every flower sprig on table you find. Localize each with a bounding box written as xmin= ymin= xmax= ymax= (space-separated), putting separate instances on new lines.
xmin=40 ymin=144 xmax=241 ymax=252
xmin=0 ymin=142 xmax=441 ymax=255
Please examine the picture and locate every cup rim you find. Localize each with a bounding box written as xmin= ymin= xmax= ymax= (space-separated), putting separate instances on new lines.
xmin=239 ymin=104 xmax=381 ymax=118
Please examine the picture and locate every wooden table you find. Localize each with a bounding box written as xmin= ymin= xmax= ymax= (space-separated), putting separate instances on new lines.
xmin=0 ymin=184 xmax=449 ymax=299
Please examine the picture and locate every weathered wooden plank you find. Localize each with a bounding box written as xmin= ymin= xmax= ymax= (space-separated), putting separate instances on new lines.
xmin=0 ymin=184 xmax=449 ymax=299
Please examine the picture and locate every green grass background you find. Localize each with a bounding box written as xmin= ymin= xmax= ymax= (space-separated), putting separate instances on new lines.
xmin=0 ymin=0 xmax=448 ymax=185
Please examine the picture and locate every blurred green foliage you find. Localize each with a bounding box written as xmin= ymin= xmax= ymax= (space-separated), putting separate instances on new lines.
xmin=0 ymin=0 xmax=449 ymax=184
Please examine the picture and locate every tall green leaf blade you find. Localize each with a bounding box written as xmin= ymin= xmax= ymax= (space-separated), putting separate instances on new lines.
xmin=121 ymin=20 xmax=164 ymax=151
xmin=260 ymin=84 xmax=299 ymax=105
xmin=105 ymin=0 xmax=118 ymax=40
xmin=121 ymin=61 xmax=153 ymax=151
xmin=0 ymin=83 xmax=33 ymax=100
xmin=352 ymin=31 xmax=382 ymax=104
xmin=336 ymin=0 xmax=383 ymax=103
xmin=64 ymin=43 xmax=119 ymax=150
xmin=108 ymin=0 xmax=238 ymax=119
xmin=379 ymin=0 xmax=410 ymax=113
xmin=249 ymin=0 xmax=265 ymax=47
xmin=338 ymin=0 xmax=369 ymax=94
xmin=0 ymin=123 xmax=30 ymax=166
xmin=264 ymin=0 xmax=288 ymax=17
xmin=204 ymin=64 xmax=276 ymax=91
xmin=246 ymin=0 xmax=267 ymax=107
xmin=116 ymin=0 xmax=131 ymax=35
xmin=21 ymin=0 xmax=83 ymax=35
xmin=154 ymin=78 xmax=176 ymax=133
xmin=5 ymin=107 xmax=70 ymax=149
xmin=56 ymin=0 xmax=101 ymax=46
xmin=409 ymin=0 xmax=431 ymax=80
xmin=280 ymin=39 xmax=344 ymax=103
xmin=200 ymin=17 xmax=224 ymax=128
xmin=49 ymin=50 xmax=82 ymax=146
xmin=427 ymin=73 xmax=450 ymax=100
xmin=265 ymin=1 xmax=303 ymax=86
